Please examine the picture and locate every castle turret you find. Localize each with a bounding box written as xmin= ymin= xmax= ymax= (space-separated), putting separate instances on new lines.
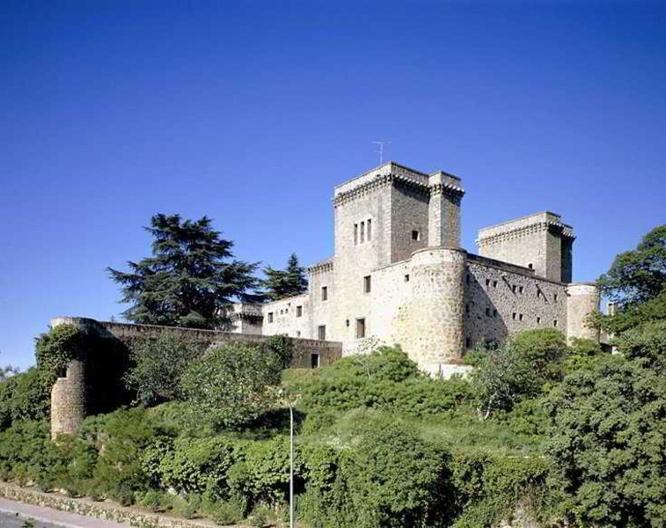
xmin=428 ymin=171 xmax=464 ymax=248
xmin=477 ymin=212 xmax=575 ymax=282
xmin=402 ymin=247 xmax=466 ymax=375
xmin=566 ymin=283 xmax=600 ymax=342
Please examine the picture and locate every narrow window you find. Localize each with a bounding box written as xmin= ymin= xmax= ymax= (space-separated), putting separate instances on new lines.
xmin=465 ymin=304 xmax=470 ymax=314
xmin=404 ymin=274 xmax=410 ymax=282
xmin=360 ymin=221 xmax=365 ymax=243
xmin=465 ymin=337 xmax=471 ymax=348
xmin=519 ymin=286 xmax=524 ymax=294
xmin=268 ymin=312 xmax=274 ymax=323
xmin=485 ymin=278 xmax=491 ymax=287
xmin=296 ymin=306 xmax=303 ymax=317
xmin=493 ymin=280 xmax=498 ymax=288
xmin=512 ymin=285 xmax=517 ymax=294
xmin=364 ymin=275 xmax=371 ymax=293
xmin=528 ymin=263 xmax=533 ymax=269
xmin=493 ymin=309 xmax=497 ymax=317
xmin=519 ymin=313 xmax=524 ymax=321
xmin=537 ymin=316 xmax=541 ymax=324
xmin=318 ymin=325 xmax=326 ymax=340
xmin=465 ymin=274 xmax=470 ymax=285
xmin=512 ymin=312 xmax=517 ymax=320
xmin=310 ymin=353 xmax=320 ymax=368
xmin=411 ymin=230 xmax=420 ymax=241
xmin=554 ymin=293 xmax=558 ymax=302
xmin=321 ymin=286 xmax=328 ymax=301
xmin=345 ymin=319 xmax=350 ymax=327
xmin=367 ymin=219 xmax=372 ymax=241
xmin=296 ymin=331 xmax=301 ymax=337
xmin=553 ymin=319 xmax=559 ymax=327
xmin=354 ymin=223 xmax=358 ymax=245
xmin=356 ymin=318 xmax=366 ymax=338
xmin=485 ymin=307 xmax=491 ymax=317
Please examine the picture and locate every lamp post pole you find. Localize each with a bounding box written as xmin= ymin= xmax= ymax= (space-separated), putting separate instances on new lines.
xmin=289 ymin=403 xmax=294 ymax=528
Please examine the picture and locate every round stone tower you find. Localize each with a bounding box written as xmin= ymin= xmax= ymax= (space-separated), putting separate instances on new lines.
xmin=566 ymin=283 xmax=600 ymax=342
xmin=403 ymin=247 xmax=466 ymax=376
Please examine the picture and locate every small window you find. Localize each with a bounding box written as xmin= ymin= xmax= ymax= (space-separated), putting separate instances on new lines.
xmin=280 ymin=309 xmax=283 ymax=314
xmin=528 ymin=263 xmax=533 ymax=269
xmin=465 ymin=304 xmax=470 ymax=314
xmin=356 ymin=318 xmax=366 ymax=338
xmin=296 ymin=305 xmax=303 ymax=317
xmin=364 ymin=275 xmax=372 ymax=293
xmin=554 ymin=293 xmax=558 ymax=302
xmin=519 ymin=313 xmax=524 ymax=321
xmin=310 ymin=353 xmax=320 ymax=369
xmin=354 ymin=223 xmax=358 ymax=245
xmin=367 ymin=219 xmax=372 ymax=241
xmin=485 ymin=307 xmax=491 ymax=317
xmin=411 ymin=230 xmax=420 ymax=241
xmin=553 ymin=319 xmax=558 ymax=327
xmin=512 ymin=285 xmax=517 ymax=294
xmin=345 ymin=319 xmax=350 ymax=327
xmin=268 ymin=312 xmax=274 ymax=323
xmin=512 ymin=312 xmax=517 ymax=320
xmin=493 ymin=309 xmax=497 ymax=318
xmin=493 ymin=280 xmax=498 ymax=288
xmin=485 ymin=278 xmax=490 ymax=287
xmin=537 ymin=316 xmax=541 ymax=324
xmin=318 ymin=325 xmax=326 ymax=340
xmin=321 ymin=286 xmax=328 ymax=301
xmin=404 ymin=274 xmax=410 ymax=282
xmin=360 ymin=221 xmax=365 ymax=243
xmin=519 ymin=286 xmax=524 ymax=294
xmin=465 ymin=337 xmax=471 ymax=348
xmin=465 ymin=274 xmax=470 ymax=285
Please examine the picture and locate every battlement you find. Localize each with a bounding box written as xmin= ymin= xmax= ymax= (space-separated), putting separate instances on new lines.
xmin=478 ymin=211 xmax=574 ymax=243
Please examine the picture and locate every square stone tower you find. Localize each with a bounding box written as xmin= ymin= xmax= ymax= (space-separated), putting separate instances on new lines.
xmin=476 ymin=211 xmax=574 ymax=282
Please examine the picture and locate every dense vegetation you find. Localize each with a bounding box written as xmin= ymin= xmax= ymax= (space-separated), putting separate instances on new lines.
xmin=0 ymin=225 xmax=663 ymax=527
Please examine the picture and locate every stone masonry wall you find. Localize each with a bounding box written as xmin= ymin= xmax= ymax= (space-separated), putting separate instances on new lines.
xmin=464 ymin=255 xmax=568 ymax=349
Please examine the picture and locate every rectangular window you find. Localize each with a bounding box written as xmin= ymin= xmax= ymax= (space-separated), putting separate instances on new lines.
xmin=356 ymin=318 xmax=366 ymax=338
xmin=493 ymin=280 xmax=498 ymax=288
xmin=360 ymin=221 xmax=365 ymax=243
xmin=411 ymin=230 xmax=420 ymax=241
xmin=354 ymin=223 xmax=358 ymax=245
xmin=404 ymin=274 xmax=410 ymax=282
xmin=512 ymin=312 xmax=517 ymax=320
xmin=367 ymin=219 xmax=372 ymax=241
xmin=537 ymin=316 xmax=541 ymax=324
xmin=519 ymin=286 xmax=524 ymax=294
xmin=296 ymin=305 xmax=303 ymax=317
xmin=268 ymin=312 xmax=274 ymax=323
xmin=554 ymin=293 xmax=558 ymax=302
xmin=485 ymin=307 xmax=491 ymax=316
xmin=364 ymin=275 xmax=371 ymax=293
xmin=465 ymin=304 xmax=470 ymax=314
xmin=345 ymin=319 xmax=350 ymax=327
xmin=493 ymin=309 xmax=497 ymax=318
xmin=553 ymin=319 xmax=559 ymax=327
xmin=318 ymin=325 xmax=326 ymax=340
xmin=519 ymin=313 xmax=524 ymax=321
xmin=321 ymin=286 xmax=328 ymax=301
xmin=485 ymin=278 xmax=490 ymax=287
xmin=465 ymin=337 xmax=471 ymax=348
xmin=310 ymin=353 xmax=320 ymax=369
xmin=512 ymin=285 xmax=517 ymax=294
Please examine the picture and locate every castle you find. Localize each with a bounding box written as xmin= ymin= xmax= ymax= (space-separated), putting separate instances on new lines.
xmin=228 ymin=161 xmax=600 ymax=375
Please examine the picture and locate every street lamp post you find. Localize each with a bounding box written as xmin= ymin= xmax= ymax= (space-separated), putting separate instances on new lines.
xmin=289 ymin=402 xmax=294 ymax=528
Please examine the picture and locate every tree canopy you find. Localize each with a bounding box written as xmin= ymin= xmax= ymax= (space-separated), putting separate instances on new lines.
xmin=262 ymin=253 xmax=308 ymax=301
xmin=108 ymin=214 xmax=263 ymax=329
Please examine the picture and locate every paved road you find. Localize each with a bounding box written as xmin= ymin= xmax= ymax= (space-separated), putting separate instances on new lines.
xmin=0 ymin=498 xmax=129 ymax=528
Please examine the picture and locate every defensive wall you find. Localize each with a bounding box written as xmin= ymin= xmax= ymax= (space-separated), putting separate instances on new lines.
xmin=50 ymin=316 xmax=342 ymax=438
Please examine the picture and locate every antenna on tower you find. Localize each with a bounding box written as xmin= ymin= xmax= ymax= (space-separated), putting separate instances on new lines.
xmin=372 ymin=140 xmax=391 ymax=165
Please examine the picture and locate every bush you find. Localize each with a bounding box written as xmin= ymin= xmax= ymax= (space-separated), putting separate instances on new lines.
xmin=181 ymin=342 xmax=283 ymax=430
xmin=0 ymin=368 xmax=52 ymax=431
xmin=124 ymin=333 xmax=206 ymax=406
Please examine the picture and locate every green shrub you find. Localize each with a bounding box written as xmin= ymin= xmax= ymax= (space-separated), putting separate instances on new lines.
xmin=0 ymin=368 xmax=52 ymax=431
xmin=125 ymin=333 xmax=206 ymax=406
xmin=181 ymin=342 xmax=283 ymax=430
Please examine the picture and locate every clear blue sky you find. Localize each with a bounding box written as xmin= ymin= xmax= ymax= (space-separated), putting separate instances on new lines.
xmin=1 ymin=1 xmax=664 ymax=368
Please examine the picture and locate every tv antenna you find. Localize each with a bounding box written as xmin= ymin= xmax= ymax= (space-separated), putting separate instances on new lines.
xmin=372 ymin=140 xmax=391 ymax=165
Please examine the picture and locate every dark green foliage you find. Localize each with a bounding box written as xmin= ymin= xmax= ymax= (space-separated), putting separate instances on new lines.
xmin=614 ymin=319 xmax=666 ymax=373
xmin=598 ymin=225 xmax=666 ymax=309
xmin=511 ymin=328 xmax=568 ymax=386
xmin=265 ymin=334 xmax=294 ymax=369
xmin=262 ymin=253 xmax=308 ymax=301
xmin=124 ymin=333 xmax=206 ymax=405
xmin=546 ymin=355 xmax=666 ymax=527
xmin=108 ymin=213 xmax=263 ymax=329
xmin=181 ymin=342 xmax=283 ymax=430
xmin=0 ymin=368 xmax=52 ymax=430
xmin=35 ymin=324 xmax=86 ymax=378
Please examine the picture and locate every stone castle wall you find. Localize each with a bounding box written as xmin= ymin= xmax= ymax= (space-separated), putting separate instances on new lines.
xmin=49 ymin=317 xmax=342 ymax=437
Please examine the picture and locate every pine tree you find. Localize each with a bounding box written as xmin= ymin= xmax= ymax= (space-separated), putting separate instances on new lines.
xmin=108 ymin=214 xmax=263 ymax=329
xmin=262 ymin=253 xmax=308 ymax=301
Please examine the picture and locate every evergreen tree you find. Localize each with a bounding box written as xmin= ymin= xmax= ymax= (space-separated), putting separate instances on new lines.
xmin=108 ymin=214 xmax=263 ymax=329
xmin=262 ymin=253 xmax=308 ymax=301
